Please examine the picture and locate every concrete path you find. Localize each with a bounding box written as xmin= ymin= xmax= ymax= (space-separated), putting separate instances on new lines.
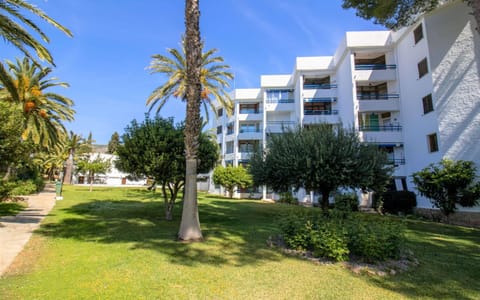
xmin=0 ymin=184 xmax=57 ymax=277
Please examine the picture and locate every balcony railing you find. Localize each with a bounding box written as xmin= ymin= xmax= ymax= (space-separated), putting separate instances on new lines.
xmin=266 ymin=121 xmax=296 ymax=125
xmin=304 ymin=97 xmax=337 ymax=103
xmin=359 ymin=125 xmax=402 ymax=131
xmin=357 ymin=94 xmax=399 ymax=100
xmin=355 ymin=64 xmax=397 ymax=70
xmin=239 ymin=128 xmax=261 ymax=133
xmin=388 ymin=158 xmax=406 ymax=165
xmin=239 ymin=110 xmax=263 ymax=114
xmin=304 ymin=110 xmax=339 ymax=115
xmin=303 ymin=83 xmax=337 ymax=89
xmin=266 ymin=99 xmax=294 ymax=104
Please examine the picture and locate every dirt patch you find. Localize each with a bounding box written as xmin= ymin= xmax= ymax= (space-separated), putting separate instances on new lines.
xmin=267 ymin=235 xmax=419 ymax=276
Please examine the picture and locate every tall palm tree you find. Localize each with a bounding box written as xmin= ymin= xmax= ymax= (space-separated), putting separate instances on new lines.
xmin=0 ymin=57 xmax=75 ymax=148
xmin=176 ymin=0 xmax=203 ymax=241
xmin=146 ymin=41 xmax=234 ymax=119
xmin=63 ymin=131 xmax=84 ymax=184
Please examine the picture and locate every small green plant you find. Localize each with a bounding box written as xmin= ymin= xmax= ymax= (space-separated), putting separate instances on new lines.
xmin=277 ymin=211 xmax=405 ymax=262
xmin=278 ymin=191 xmax=298 ymax=205
xmin=334 ymin=193 xmax=358 ymax=212
xmin=347 ymin=219 xmax=404 ymax=262
xmin=311 ymin=222 xmax=349 ymax=261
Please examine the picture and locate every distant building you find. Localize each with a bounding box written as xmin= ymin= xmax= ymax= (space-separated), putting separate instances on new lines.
xmin=73 ymin=153 xmax=147 ymax=186
xmin=211 ymin=1 xmax=480 ymax=212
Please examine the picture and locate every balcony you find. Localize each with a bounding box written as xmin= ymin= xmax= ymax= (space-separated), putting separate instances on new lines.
xmin=238 ymin=129 xmax=262 ymax=140
xmin=265 ymin=99 xmax=294 ymax=111
xmin=238 ymin=110 xmax=263 ymax=121
xmin=357 ymin=94 xmax=400 ymax=112
xmin=304 ymin=110 xmax=338 ymax=115
xmin=303 ymin=83 xmax=337 ymax=89
xmin=303 ymin=110 xmax=340 ymax=124
xmin=388 ymin=158 xmax=406 ymax=166
xmin=302 ymin=87 xmax=337 ymax=99
xmin=359 ymin=125 xmax=403 ymax=143
xmin=266 ymin=121 xmax=296 ymax=133
xmin=354 ymin=64 xmax=396 ymax=82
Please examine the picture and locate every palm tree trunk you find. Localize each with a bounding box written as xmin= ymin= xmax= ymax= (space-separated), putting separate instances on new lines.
xmin=178 ymin=0 xmax=203 ymax=241
xmin=63 ymin=151 xmax=74 ymax=184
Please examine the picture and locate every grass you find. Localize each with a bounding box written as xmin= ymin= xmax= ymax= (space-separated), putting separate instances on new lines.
xmin=0 ymin=201 xmax=27 ymax=217
xmin=0 ymin=186 xmax=479 ymax=299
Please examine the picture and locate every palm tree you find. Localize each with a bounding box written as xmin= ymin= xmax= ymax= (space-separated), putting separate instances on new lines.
xmin=176 ymin=0 xmax=203 ymax=241
xmin=0 ymin=0 xmax=72 ymax=65
xmin=146 ymin=40 xmax=234 ymax=119
xmin=0 ymin=57 xmax=75 ymax=148
xmin=62 ymin=131 xmax=84 ymax=184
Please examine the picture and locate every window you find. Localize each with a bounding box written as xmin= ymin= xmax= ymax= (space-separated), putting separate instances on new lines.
xmin=422 ymin=94 xmax=434 ymax=114
xmin=266 ymin=89 xmax=294 ymax=103
xmin=427 ymin=133 xmax=439 ymax=152
xmin=304 ymin=102 xmax=332 ymax=115
xmin=226 ymin=142 xmax=234 ymax=154
xmin=418 ymin=58 xmax=429 ymax=78
xmin=217 ymin=108 xmax=223 ymax=117
xmin=216 ymin=126 xmax=222 ymax=134
xmin=413 ymin=24 xmax=423 ymax=44
xmin=238 ymin=140 xmax=258 ymax=153
xmin=240 ymin=123 xmax=260 ymax=133
xmin=239 ymin=103 xmax=259 ymax=114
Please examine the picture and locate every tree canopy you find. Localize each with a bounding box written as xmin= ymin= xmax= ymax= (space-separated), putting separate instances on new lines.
xmin=107 ymin=132 xmax=120 ymax=154
xmin=250 ymin=124 xmax=392 ymax=211
xmin=115 ymin=115 xmax=218 ymax=220
xmin=412 ymin=159 xmax=480 ymax=216
xmin=212 ymin=165 xmax=253 ymax=198
xmin=342 ymin=0 xmax=479 ymax=34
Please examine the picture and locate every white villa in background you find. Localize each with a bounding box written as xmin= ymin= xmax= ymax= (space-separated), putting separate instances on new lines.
xmin=210 ymin=1 xmax=480 ymax=211
xmin=72 ymin=153 xmax=147 ymax=186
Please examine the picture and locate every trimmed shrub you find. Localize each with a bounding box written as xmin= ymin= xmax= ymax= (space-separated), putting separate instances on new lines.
xmin=347 ymin=219 xmax=405 ymax=262
xmin=0 ymin=178 xmax=44 ymax=199
xmin=278 ymin=192 xmax=298 ymax=205
xmin=334 ymin=193 xmax=358 ymax=212
xmin=311 ymin=222 xmax=349 ymax=261
xmin=376 ymin=191 xmax=417 ymax=215
xmin=276 ymin=211 xmax=405 ymax=262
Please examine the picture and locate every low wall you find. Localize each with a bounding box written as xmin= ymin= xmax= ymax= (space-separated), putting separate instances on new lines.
xmin=414 ymin=208 xmax=480 ymax=227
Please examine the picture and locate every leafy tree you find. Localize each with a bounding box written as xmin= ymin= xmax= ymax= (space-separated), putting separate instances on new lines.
xmin=107 ymin=131 xmax=120 ymax=154
xmin=213 ymin=165 xmax=253 ymax=198
xmin=342 ymin=0 xmax=479 ymax=34
xmin=76 ymin=154 xmax=111 ymax=192
xmin=250 ymin=124 xmax=391 ymax=211
xmin=0 ymin=102 xmax=32 ymax=179
xmin=412 ymin=159 xmax=480 ymax=216
xmin=0 ymin=58 xmax=75 ymax=148
xmin=115 ymin=116 xmax=218 ymax=220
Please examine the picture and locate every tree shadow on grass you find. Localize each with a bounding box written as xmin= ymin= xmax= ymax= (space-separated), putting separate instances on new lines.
xmin=36 ymin=196 xmax=285 ymax=267
xmin=364 ymin=219 xmax=480 ymax=299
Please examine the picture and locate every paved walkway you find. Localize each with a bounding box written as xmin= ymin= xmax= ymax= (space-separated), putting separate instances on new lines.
xmin=0 ymin=184 xmax=57 ymax=277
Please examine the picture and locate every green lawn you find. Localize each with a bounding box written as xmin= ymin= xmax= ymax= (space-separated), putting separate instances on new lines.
xmin=0 ymin=186 xmax=479 ymax=299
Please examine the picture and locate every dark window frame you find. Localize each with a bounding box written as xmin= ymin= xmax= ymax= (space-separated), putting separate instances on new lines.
xmin=414 ymin=24 xmax=424 ymax=44
xmin=418 ymin=58 xmax=429 ymax=79
xmin=427 ymin=133 xmax=439 ymax=153
xmin=422 ymin=94 xmax=434 ymax=114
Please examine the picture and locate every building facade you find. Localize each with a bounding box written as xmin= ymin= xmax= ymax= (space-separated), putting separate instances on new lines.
xmin=211 ymin=1 xmax=480 ymax=211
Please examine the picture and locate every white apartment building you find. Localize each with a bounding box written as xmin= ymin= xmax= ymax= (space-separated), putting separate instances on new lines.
xmin=211 ymin=1 xmax=480 ymax=211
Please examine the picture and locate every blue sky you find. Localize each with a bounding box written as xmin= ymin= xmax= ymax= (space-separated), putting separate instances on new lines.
xmin=6 ymin=0 xmax=385 ymax=144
